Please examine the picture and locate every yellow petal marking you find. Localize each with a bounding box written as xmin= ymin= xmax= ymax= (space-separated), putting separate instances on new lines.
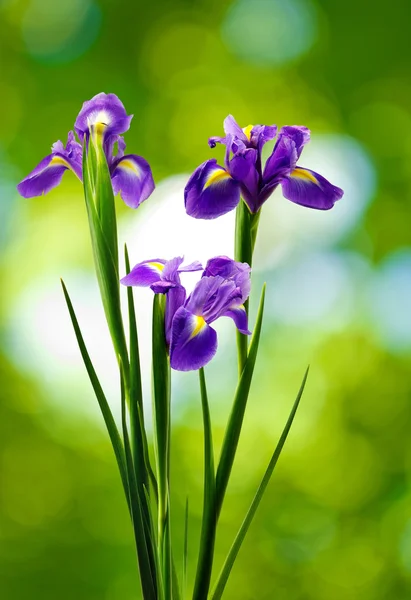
xmin=50 ymin=156 xmax=70 ymax=168
xmin=242 ymin=124 xmax=254 ymax=141
xmin=119 ymin=159 xmax=140 ymax=175
xmin=148 ymin=262 xmax=165 ymax=272
xmin=291 ymin=168 xmax=318 ymax=184
xmin=190 ymin=315 xmax=206 ymax=338
xmin=203 ymin=169 xmax=231 ymax=190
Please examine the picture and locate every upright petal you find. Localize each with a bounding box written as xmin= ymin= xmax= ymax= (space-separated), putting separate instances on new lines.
xmin=74 ymin=92 xmax=133 ymax=142
xmin=250 ymin=124 xmax=277 ymax=152
xmin=186 ymin=276 xmax=241 ymax=323
xmin=111 ymin=154 xmax=155 ymax=209
xmin=121 ymin=259 xmax=166 ymax=287
xmin=203 ymin=256 xmax=251 ymax=302
xmin=184 ymin=159 xmax=240 ymax=219
xmin=279 ymin=125 xmax=310 ymax=159
xmin=263 ymin=134 xmax=297 ymax=184
xmin=281 ymin=167 xmax=344 ymax=210
xmin=170 ymin=307 xmax=217 ymax=371
xmin=229 ymin=149 xmax=260 ymax=213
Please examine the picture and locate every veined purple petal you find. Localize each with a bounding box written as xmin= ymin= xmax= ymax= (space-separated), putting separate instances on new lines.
xmin=203 ymin=256 xmax=251 ymax=303
xmin=223 ymin=305 xmax=250 ymax=335
xmin=111 ymin=154 xmax=155 ymax=209
xmin=170 ymin=307 xmax=217 ymax=371
xmin=184 ymin=158 xmax=240 ymax=219
xmin=74 ymin=92 xmax=133 ymax=142
xmin=279 ymin=125 xmax=310 ymax=159
xmin=161 ymin=256 xmax=184 ymax=284
xmin=281 ymin=167 xmax=344 ymax=210
xmin=229 ymin=149 xmax=260 ymax=213
xmin=165 ymin=285 xmax=186 ymax=346
xmin=17 ymin=136 xmax=82 ymax=199
xmin=263 ymin=134 xmax=297 ymax=184
xmin=121 ymin=259 xmax=166 ymax=287
xmin=186 ymin=276 xmax=241 ymax=323
xmin=178 ymin=260 xmax=203 ymax=273
xmin=250 ymin=124 xmax=277 ymax=152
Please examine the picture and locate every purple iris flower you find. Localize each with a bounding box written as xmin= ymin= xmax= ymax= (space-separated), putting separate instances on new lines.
xmin=170 ymin=259 xmax=251 ymax=372
xmin=121 ymin=256 xmax=202 ymax=344
xmin=184 ymin=115 xmax=344 ymax=219
xmin=17 ymin=93 xmax=155 ymax=209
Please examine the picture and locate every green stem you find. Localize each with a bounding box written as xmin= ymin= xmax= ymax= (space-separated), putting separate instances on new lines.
xmin=193 ymin=368 xmax=216 ymax=600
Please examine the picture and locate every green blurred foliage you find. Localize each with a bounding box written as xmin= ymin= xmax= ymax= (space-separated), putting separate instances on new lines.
xmin=1 ymin=0 xmax=411 ymax=598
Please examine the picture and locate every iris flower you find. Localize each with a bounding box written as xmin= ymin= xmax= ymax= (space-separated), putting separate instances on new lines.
xmin=121 ymin=256 xmax=202 ymax=343
xmin=184 ymin=115 xmax=344 ymax=219
xmin=17 ymin=93 xmax=154 ymax=209
xmin=170 ymin=259 xmax=251 ymax=371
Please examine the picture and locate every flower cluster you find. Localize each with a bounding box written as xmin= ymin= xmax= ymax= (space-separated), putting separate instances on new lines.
xmin=121 ymin=255 xmax=251 ymax=371
xmin=17 ymin=93 xmax=154 ymax=209
xmin=184 ymin=115 xmax=344 ymax=219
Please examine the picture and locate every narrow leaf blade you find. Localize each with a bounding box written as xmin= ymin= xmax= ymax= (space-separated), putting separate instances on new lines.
xmin=211 ymin=367 xmax=309 ymax=600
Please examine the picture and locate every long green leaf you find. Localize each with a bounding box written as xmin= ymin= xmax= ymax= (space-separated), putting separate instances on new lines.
xmin=210 ymin=367 xmax=309 ymax=600
xmin=152 ymin=294 xmax=172 ymax=599
xmin=193 ymin=368 xmax=216 ymax=600
xmin=120 ymin=362 xmax=158 ymax=600
xmin=182 ymin=497 xmax=189 ymax=600
xmin=216 ymin=284 xmax=266 ymax=518
xmin=61 ymin=280 xmax=130 ymax=511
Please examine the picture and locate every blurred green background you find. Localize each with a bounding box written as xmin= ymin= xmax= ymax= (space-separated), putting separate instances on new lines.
xmin=1 ymin=0 xmax=411 ymax=598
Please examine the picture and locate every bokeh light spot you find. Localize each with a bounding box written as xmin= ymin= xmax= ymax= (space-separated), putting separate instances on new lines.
xmin=222 ymin=0 xmax=318 ymax=66
xmin=22 ymin=0 xmax=101 ymax=64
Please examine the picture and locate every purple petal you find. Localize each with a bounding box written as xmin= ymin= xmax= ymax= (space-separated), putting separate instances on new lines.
xmin=165 ymin=285 xmax=186 ymax=345
xmin=224 ymin=115 xmax=248 ymax=142
xmin=279 ymin=126 xmax=310 ymax=159
xmin=184 ymin=159 xmax=240 ymax=220
xmin=161 ymin=257 xmax=184 ymax=285
xmin=151 ymin=280 xmax=177 ymax=293
xmin=281 ymin=167 xmax=344 ymax=210
xmin=186 ymin=276 xmax=241 ymax=324
xmin=111 ymin=154 xmax=155 ymax=209
xmin=121 ymin=259 xmax=166 ymax=287
xmin=170 ymin=307 xmax=217 ymax=371
xmin=250 ymin=124 xmax=277 ymax=152
xmin=229 ymin=149 xmax=260 ymax=213
xmin=17 ymin=150 xmax=81 ymax=198
xmin=178 ymin=260 xmax=203 ymax=273
xmin=223 ymin=305 xmax=251 ymax=335
xmin=74 ymin=92 xmax=133 ymax=142
xmin=263 ymin=134 xmax=297 ymax=184
xmin=203 ymin=256 xmax=251 ymax=303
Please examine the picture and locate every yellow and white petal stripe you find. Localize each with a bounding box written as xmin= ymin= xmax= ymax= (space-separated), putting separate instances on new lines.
xmin=190 ymin=315 xmax=207 ymax=338
xmin=203 ymin=168 xmax=232 ymax=190
xmin=290 ymin=167 xmax=318 ymax=184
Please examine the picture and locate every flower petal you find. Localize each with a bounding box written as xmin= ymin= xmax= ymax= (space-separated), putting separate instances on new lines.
xmin=165 ymin=285 xmax=186 ymax=345
xmin=281 ymin=167 xmax=344 ymax=210
xmin=120 ymin=259 xmax=166 ymax=287
xmin=170 ymin=307 xmax=217 ymax=371
xmin=184 ymin=158 xmax=240 ymax=219
xmin=74 ymin=92 xmax=133 ymax=142
xmin=111 ymin=154 xmax=155 ymax=209
xmin=250 ymin=124 xmax=277 ymax=152
xmin=279 ymin=125 xmax=310 ymax=159
xmin=186 ymin=275 xmax=241 ymax=323
xmin=17 ymin=152 xmax=81 ymax=198
xmin=229 ymin=149 xmax=260 ymax=213
xmin=203 ymin=256 xmax=251 ymax=303
xmin=263 ymin=134 xmax=297 ymax=184
xmin=223 ymin=305 xmax=251 ymax=335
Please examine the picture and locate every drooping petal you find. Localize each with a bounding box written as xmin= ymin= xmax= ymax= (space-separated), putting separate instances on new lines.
xmin=165 ymin=285 xmax=186 ymax=345
xmin=280 ymin=167 xmax=344 ymax=210
xmin=74 ymin=92 xmax=133 ymax=142
xmin=120 ymin=259 xmax=166 ymax=287
xmin=279 ymin=125 xmax=310 ymax=159
xmin=229 ymin=149 xmax=260 ymax=213
xmin=170 ymin=307 xmax=217 ymax=371
xmin=223 ymin=305 xmax=251 ymax=335
xmin=110 ymin=154 xmax=155 ymax=209
xmin=184 ymin=159 xmax=240 ymax=219
xmin=203 ymin=256 xmax=251 ymax=303
xmin=17 ymin=151 xmax=82 ymax=198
